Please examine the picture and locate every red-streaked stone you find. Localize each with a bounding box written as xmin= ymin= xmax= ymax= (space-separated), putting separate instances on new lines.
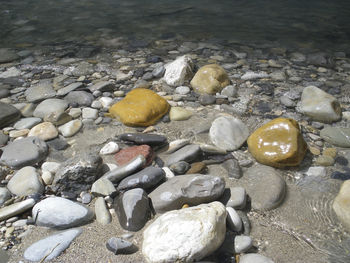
xmin=114 ymin=145 xmax=154 ymax=167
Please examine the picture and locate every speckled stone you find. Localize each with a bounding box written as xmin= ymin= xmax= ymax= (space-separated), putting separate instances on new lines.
xmin=28 ymin=122 xmax=58 ymax=141
xmin=247 ymin=118 xmax=307 ymax=168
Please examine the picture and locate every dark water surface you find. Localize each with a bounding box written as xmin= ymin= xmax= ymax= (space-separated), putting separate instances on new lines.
xmin=1 ymin=0 xmax=350 ymax=51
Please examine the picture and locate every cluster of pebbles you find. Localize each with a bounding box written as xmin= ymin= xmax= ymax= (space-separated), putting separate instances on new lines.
xmin=0 ymin=37 xmax=350 ymax=263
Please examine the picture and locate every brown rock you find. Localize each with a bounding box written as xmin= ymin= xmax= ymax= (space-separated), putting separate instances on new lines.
xmin=190 ymin=64 xmax=230 ymax=94
xmin=186 ymin=162 xmax=207 ymax=174
xmin=247 ymin=118 xmax=307 ymax=168
xmin=114 ymin=145 xmax=154 ymax=167
xmin=109 ymin=88 xmax=169 ymax=127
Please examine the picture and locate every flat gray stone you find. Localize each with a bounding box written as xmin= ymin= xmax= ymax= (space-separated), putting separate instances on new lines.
xmin=13 ymin=117 xmax=42 ymax=130
xmin=149 ymin=174 xmax=225 ymax=213
xmin=7 ymin=166 xmax=44 ymax=196
xmin=106 ymin=237 xmax=137 ymax=255
xmin=88 ymin=81 xmax=114 ymax=92
xmin=25 ymin=82 xmax=56 ymax=103
xmin=244 ymin=164 xmax=286 ymax=211
xmin=57 ymin=82 xmax=83 ymax=96
xmin=64 ymin=91 xmax=94 ymax=106
xmin=0 ymin=137 xmax=48 ymax=169
xmin=24 ymin=228 xmax=82 ymax=262
xmin=33 ymin=99 xmax=69 ymax=119
xmin=0 ymin=198 xmax=36 ymax=221
xmin=32 ymin=197 xmax=94 ymax=229
xmin=320 ymin=126 xmax=350 ymax=148
xmin=165 ymin=144 xmax=201 ymax=166
xmin=222 ymin=159 xmax=242 ymax=179
xmin=239 ymin=253 xmax=274 ymax=263
xmin=0 ymin=102 xmax=21 ymax=129
xmin=209 ymin=116 xmax=249 ymax=151
xmin=0 ymin=187 xmax=11 ymax=206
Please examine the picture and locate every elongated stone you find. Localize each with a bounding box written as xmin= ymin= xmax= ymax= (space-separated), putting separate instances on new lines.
xmin=320 ymin=126 xmax=350 ymax=148
xmin=0 ymin=198 xmax=36 ymax=221
xmin=165 ymin=144 xmax=201 ymax=166
xmin=119 ymin=133 xmax=167 ymax=147
xmin=95 ymin=197 xmax=111 ymax=225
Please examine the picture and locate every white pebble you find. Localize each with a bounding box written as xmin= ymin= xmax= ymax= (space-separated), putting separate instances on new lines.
xmin=41 ymin=170 xmax=54 ymax=185
xmin=99 ymin=142 xmax=119 ymax=155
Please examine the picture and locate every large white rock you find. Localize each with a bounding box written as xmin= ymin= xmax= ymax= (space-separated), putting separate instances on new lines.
xmin=142 ymin=201 xmax=226 ymax=263
xmin=299 ymin=86 xmax=341 ymax=123
xmin=163 ymin=55 xmax=194 ymax=87
xmin=209 ymin=116 xmax=249 ymax=151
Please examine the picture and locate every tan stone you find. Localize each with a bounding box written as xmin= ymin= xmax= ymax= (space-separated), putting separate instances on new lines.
xmin=109 ymin=88 xmax=170 ymax=127
xmin=190 ymin=64 xmax=230 ymax=94
xmin=323 ymin=148 xmax=337 ymax=158
xmin=28 ymin=122 xmax=58 ymax=141
xmin=333 ymin=180 xmax=350 ymax=231
xmin=309 ymin=146 xmax=321 ymax=155
xmin=247 ymin=118 xmax=307 ymax=168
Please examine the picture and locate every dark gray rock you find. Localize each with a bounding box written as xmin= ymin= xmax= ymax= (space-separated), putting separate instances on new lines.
xmin=64 ymin=91 xmax=94 ymax=106
xmin=169 ymin=161 xmax=191 ymax=175
xmin=0 ymin=102 xmax=21 ymax=128
xmin=119 ymin=133 xmax=168 ymax=147
xmin=0 ymin=137 xmax=48 ymax=169
xmin=52 ymin=152 xmax=103 ymax=194
xmin=307 ymin=52 xmax=334 ymax=68
xmin=222 ymin=159 xmax=242 ymax=179
xmin=114 ymin=188 xmax=150 ymax=231
xmin=199 ymin=94 xmax=216 ymax=105
xmin=47 ymin=137 xmax=69 ymax=150
xmin=32 ymin=197 xmax=94 ymax=229
xmin=149 ymin=174 xmax=225 ymax=213
xmin=0 ymin=87 xmax=9 ymax=98
xmin=165 ymin=144 xmax=202 ymax=166
xmin=117 ymin=167 xmax=165 ymax=191
xmin=106 ymin=237 xmax=137 ymax=254
xmin=0 ymin=48 xmax=19 ymax=63
xmin=24 ymin=228 xmax=82 ymax=261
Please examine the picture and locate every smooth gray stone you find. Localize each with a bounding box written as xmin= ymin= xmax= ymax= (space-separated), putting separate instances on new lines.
xmin=149 ymin=174 xmax=225 ymax=213
xmin=64 ymin=91 xmax=94 ymax=106
xmin=88 ymin=81 xmax=114 ymax=93
xmin=169 ymin=161 xmax=190 ymax=175
xmin=81 ymin=192 xmax=92 ymax=204
xmin=0 ymin=130 xmax=8 ymax=146
xmin=0 ymin=198 xmax=36 ymax=221
xmin=25 ymin=82 xmax=56 ymax=103
xmin=244 ymin=164 xmax=286 ymax=211
xmin=24 ymin=228 xmax=82 ymax=261
xmin=95 ymin=197 xmax=111 ymax=225
xmin=237 ymin=211 xmax=251 ymax=235
xmin=13 ymin=117 xmax=42 ymax=129
xmin=32 ymin=197 xmax=94 ymax=229
xmin=239 ymin=253 xmax=274 ymax=263
xmin=0 ymin=48 xmax=19 ymax=63
xmin=57 ymin=82 xmax=83 ymax=96
xmin=7 ymin=166 xmax=44 ymax=196
xmin=222 ymin=159 xmax=242 ymax=179
xmin=33 ymin=99 xmax=69 ymax=119
xmin=114 ymin=188 xmax=150 ymax=231
xmin=226 ymin=207 xmax=242 ymax=232
xmin=320 ymin=126 xmax=350 ymax=148
xmin=234 ymin=235 xmax=253 ymax=253
xmin=165 ymin=144 xmax=201 ymax=166
xmin=52 ymin=152 xmax=103 ymax=194
xmin=0 ymin=102 xmax=21 ymax=128
xmin=220 ymin=187 xmax=246 ymax=209
xmin=91 ymin=178 xmax=116 ymax=196
xmin=307 ymin=52 xmax=333 ymax=68
xmin=0 ymin=137 xmax=48 ymax=169
xmin=0 ymin=87 xmax=10 ymax=99
xmin=106 ymin=237 xmax=137 ymax=255
xmin=117 ymin=167 xmax=165 ymax=191
xmin=119 ymin=133 xmax=168 ymax=147
xmin=0 ymin=187 xmax=11 ymax=206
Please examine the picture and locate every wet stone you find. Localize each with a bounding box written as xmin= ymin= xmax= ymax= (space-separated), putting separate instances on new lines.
xmin=222 ymin=159 xmax=242 ymax=179
xmin=114 ymin=145 xmax=154 ymax=167
xmin=165 ymin=144 xmax=201 ymax=166
xmin=114 ymin=188 xmax=151 ymax=231
xmin=333 ymin=180 xmax=350 ymax=231
xmin=0 ymin=136 xmax=48 ymax=169
xmin=149 ymin=174 xmax=225 ymax=213
xmin=226 ymin=207 xmax=242 ymax=232
xmin=47 ymin=137 xmax=69 ymax=150
xmin=119 ymin=133 xmax=168 ymax=147
xmin=117 ymin=166 xmax=165 ymax=192
xmin=169 ymin=161 xmax=191 ymax=175
xmin=0 ymin=102 xmax=21 ymax=129
xmin=331 ymin=171 xmax=350 ymax=181
xmin=106 ymin=237 xmax=137 ymax=255
xmin=0 ymin=48 xmax=19 ymax=63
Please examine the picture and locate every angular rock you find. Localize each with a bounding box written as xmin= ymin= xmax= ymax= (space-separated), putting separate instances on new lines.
xmin=32 ymin=197 xmax=94 ymax=229
xmin=52 ymin=152 xmax=103 ymax=194
xmin=109 ymin=88 xmax=169 ymax=127
xmin=58 ymin=119 xmax=82 ymax=137
xmin=82 ymin=107 xmax=98 ymax=120
xmin=210 ymin=116 xmax=249 ymax=151
xmin=165 ymin=144 xmax=201 ymax=166
xmin=13 ymin=117 xmax=42 ymax=130
xmin=0 ymin=187 xmax=11 ymax=206
xmin=114 ymin=188 xmax=151 ymax=231
xmin=7 ymin=166 xmax=44 ymax=196
xmin=88 ymin=81 xmax=114 ymax=93
xmin=57 ymin=82 xmax=83 ymax=96
xmin=25 ymin=82 xmax=56 ymax=103
xmin=0 ymin=102 xmax=21 ymax=129
xmin=24 ymin=228 xmax=82 ymax=262
xmin=247 ymin=118 xmax=307 ymax=168
xmin=169 ymin=107 xmax=193 ymax=121
xmin=149 ymin=174 xmax=225 ymax=213
xmin=114 ymin=145 xmax=154 ymax=167
xmin=163 ymin=55 xmax=194 ymax=87
xmin=0 ymin=137 xmax=48 ymax=169
xmin=244 ymin=164 xmax=286 ymax=210
xmin=299 ymin=86 xmax=341 ymax=123
xmin=0 ymin=198 xmax=36 ymax=221
xmin=333 ymin=180 xmax=350 ymax=231
xmin=95 ymin=197 xmax=111 ymax=225
xmin=239 ymin=253 xmax=275 ymax=263
xmin=119 ymin=133 xmax=167 ymax=147
xmin=117 ymin=166 xmax=165 ymax=191
xmin=64 ymin=91 xmax=94 ymax=107
xmin=28 ymin=122 xmax=58 ymax=141
xmin=33 ymin=99 xmax=69 ymax=119
xmin=190 ymin=64 xmax=230 ymax=94
xmin=91 ymin=178 xmax=116 ymax=196
xmin=106 ymin=237 xmax=137 ymax=255
xmin=142 ymin=202 xmax=226 ymax=263
xmin=222 ymin=159 xmax=242 ymax=179
xmin=320 ymin=126 xmax=350 ymax=148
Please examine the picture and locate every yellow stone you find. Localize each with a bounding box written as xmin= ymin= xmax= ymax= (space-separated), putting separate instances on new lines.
xmin=109 ymin=88 xmax=170 ymax=127
xmin=190 ymin=64 xmax=230 ymax=94
xmin=323 ymin=148 xmax=337 ymax=158
xmin=247 ymin=118 xmax=307 ymax=168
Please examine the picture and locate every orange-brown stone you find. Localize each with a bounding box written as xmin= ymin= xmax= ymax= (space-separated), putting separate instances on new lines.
xmin=247 ymin=118 xmax=307 ymax=168
xmin=109 ymin=88 xmax=170 ymax=127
